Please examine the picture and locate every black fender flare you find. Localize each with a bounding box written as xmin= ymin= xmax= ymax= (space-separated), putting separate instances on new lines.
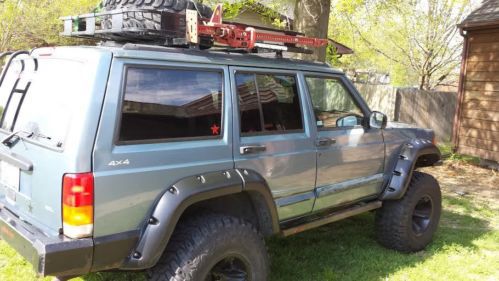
xmin=120 ymin=169 xmax=279 ymax=270
xmin=380 ymin=138 xmax=441 ymax=200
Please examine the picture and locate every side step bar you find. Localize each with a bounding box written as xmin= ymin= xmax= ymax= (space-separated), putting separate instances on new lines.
xmin=281 ymin=201 xmax=382 ymax=236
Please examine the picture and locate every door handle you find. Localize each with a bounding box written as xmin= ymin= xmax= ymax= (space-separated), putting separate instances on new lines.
xmin=316 ymin=137 xmax=336 ymax=147
xmin=240 ymin=145 xmax=267 ymax=155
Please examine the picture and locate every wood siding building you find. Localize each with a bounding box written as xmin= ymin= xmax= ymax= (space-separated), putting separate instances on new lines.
xmin=454 ymin=0 xmax=499 ymax=162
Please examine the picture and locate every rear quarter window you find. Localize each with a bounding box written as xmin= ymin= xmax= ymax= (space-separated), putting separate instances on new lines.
xmin=118 ymin=67 xmax=224 ymax=143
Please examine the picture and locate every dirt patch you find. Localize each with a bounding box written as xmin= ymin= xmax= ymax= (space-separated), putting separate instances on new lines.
xmin=421 ymin=160 xmax=499 ymax=201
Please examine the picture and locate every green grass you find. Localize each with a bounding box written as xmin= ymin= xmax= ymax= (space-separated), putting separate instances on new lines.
xmin=268 ymin=194 xmax=499 ymax=281
xmin=438 ymin=143 xmax=480 ymax=165
xmin=1 ymin=180 xmax=498 ymax=280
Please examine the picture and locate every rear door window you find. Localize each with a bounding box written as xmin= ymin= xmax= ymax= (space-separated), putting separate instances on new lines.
xmin=235 ymin=72 xmax=303 ymax=135
xmin=118 ymin=67 xmax=223 ymax=143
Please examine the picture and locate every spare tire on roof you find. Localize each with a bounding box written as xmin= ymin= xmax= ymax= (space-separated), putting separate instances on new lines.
xmin=102 ymin=0 xmax=213 ymax=18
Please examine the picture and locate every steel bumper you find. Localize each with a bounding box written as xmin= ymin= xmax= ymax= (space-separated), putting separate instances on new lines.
xmin=0 ymin=205 xmax=93 ymax=277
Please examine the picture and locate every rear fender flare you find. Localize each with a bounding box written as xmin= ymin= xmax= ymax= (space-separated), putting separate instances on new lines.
xmin=380 ymin=138 xmax=441 ymax=200
xmin=120 ymin=168 xmax=278 ymax=270
xmin=237 ymin=169 xmax=280 ymax=236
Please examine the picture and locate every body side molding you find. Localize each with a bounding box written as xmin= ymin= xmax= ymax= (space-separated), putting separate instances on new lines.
xmin=276 ymin=191 xmax=315 ymax=208
xmin=316 ymin=173 xmax=384 ymax=198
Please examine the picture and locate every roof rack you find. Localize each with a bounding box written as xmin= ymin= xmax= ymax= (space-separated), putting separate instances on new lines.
xmin=61 ymin=4 xmax=328 ymax=57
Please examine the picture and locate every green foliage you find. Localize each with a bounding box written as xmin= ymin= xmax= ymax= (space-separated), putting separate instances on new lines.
xmin=0 ymin=0 xmax=101 ymax=51
xmin=204 ymin=0 xmax=290 ymax=28
xmin=213 ymin=0 xmax=247 ymax=19
xmin=326 ymin=43 xmax=341 ymax=66
xmin=438 ymin=143 xmax=480 ymax=164
xmin=330 ymin=0 xmax=474 ymax=89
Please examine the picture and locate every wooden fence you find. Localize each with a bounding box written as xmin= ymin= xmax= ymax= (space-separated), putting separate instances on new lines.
xmin=355 ymin=84 xmax=458 ymax=142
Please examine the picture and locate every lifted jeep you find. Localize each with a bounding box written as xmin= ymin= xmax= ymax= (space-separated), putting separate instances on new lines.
xmin=0 ymin=4 xmax=441 ymax=281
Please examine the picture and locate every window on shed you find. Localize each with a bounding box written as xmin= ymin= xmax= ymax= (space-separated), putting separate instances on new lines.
xmin=236 ymin=72 xmax=303 ymax=135
xmin=119 ymin=67 xmax=223 ymax=142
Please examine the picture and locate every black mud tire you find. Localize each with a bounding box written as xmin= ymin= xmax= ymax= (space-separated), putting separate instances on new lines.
xmin=119 ymin=11 xmax=163 ymax=30
xmin=375 ymin=171 xmax=442 ymax=252
xmin=148 ymin=213 xmax=269 ymax=281
xmin=103 ymin=0 xmax=213 ymax=19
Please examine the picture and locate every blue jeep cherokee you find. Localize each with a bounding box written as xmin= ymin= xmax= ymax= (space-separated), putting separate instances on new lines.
xmin=0 ymin=43 xmax=441 ymax=280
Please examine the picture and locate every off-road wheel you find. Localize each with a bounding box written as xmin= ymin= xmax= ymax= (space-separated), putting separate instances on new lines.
xmin=375 ymin=171 xmax=441 ymax=252
xmin=148 ymin=213 xmax=269 ymax=281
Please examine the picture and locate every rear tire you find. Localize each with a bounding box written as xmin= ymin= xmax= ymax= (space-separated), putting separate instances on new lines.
xmin=148 ymin=213 xmax=269 ymax=281
xmin=375 ymin=171 xmax=442 ymax=252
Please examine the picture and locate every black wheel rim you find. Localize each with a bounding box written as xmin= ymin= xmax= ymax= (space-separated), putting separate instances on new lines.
xmin=206 ymin=255 xmax=250 ymax=281
xmin=412 ymin=195 xmax=433 ymax=236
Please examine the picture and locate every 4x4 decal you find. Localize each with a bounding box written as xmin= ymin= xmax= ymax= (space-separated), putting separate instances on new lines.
xmin=108 ymin=159 xmax=130 ymax=167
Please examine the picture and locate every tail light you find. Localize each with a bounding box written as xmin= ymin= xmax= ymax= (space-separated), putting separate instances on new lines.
xmin=62 ymin=173 xmax=94 ymax=238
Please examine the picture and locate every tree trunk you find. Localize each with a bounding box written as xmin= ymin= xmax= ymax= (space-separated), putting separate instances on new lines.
xmin=419 ymin=75 xmax=426 ymax=90
xmin=419 ymin=72 xmax=433 ymax=90
xmin=293 ymin=0 xmax=331 ymax=62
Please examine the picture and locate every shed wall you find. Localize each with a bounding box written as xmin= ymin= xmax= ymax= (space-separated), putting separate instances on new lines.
xmin=457 ymin=28 xmax=499 ymax=161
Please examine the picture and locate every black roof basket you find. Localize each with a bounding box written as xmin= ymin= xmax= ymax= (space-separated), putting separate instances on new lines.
xmin=61 ymin=4 xmax=328 ymax=57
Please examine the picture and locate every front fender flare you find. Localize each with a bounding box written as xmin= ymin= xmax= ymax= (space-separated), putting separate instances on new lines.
xmin=380 ymin=138 xmax=441 ymax=200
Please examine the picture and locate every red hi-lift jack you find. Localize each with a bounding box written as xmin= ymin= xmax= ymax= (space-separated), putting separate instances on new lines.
xmin=61 ymin=3 xmax=328 ymax=55
xmin=190 ymin=4 xmax=327 ymax=51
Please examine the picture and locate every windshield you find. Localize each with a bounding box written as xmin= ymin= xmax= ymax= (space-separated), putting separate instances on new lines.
xmin=0 ymin=56 xmax=85 ymax=148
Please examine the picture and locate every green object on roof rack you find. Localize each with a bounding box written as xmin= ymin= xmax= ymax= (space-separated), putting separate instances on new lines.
xmin=72 ymin=17 xmax=80 ymax=32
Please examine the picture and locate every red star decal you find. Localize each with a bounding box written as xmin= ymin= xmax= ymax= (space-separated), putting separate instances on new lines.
xmin=211 ymin=124 xmax=220 ymax=135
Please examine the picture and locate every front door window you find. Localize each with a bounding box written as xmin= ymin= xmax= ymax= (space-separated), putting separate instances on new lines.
xmin=305 ymin=77 xmax=364 ymax=129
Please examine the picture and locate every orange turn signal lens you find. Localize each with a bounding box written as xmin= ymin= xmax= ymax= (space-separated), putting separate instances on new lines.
xmin=62 ymin=205 xmax=93 ymax=226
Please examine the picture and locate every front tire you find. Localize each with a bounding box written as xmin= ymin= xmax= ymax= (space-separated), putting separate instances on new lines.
xmin=148 ymin=213 xmax=269 ymax=281
xmin=375 ymin=171 xmax=442 ymax=252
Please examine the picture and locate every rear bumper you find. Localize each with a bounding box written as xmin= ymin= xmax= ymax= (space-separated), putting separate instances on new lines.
xmin=0 ymin=205 xmax=93 ymax=277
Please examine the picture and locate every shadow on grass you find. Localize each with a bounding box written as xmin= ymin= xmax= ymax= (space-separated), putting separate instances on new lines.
xmin=268 ymin=208 xmax=493 ymax=281
xmin=80 ymin=196 xmax=493 ymax=281
xmin=80 ymin=271 xmax=146 ymax=281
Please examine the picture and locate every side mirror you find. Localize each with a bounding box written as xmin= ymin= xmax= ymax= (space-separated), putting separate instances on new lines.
xmin=336 ymin=115 xmax=360 ymax=127
xmin=369 ymin=111 xmax=387 ymax=129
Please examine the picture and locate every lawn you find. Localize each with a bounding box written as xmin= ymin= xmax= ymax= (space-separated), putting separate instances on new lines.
xmin=0 ymin=160 xmax=498 ymax=281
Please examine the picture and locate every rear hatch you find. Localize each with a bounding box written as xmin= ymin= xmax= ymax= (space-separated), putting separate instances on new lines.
xmin=0 ymin=47 xmax=112 ymax=236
